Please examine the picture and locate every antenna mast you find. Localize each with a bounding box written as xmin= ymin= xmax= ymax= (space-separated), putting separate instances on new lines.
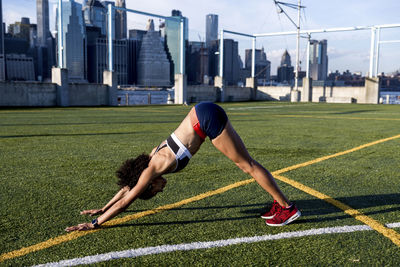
xmin=273 ymin=0 xmax=305 ymax=95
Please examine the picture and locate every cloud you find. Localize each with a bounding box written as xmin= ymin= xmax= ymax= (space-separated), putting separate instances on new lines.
xmin=328 ymin=46 xmax=369 ymax=62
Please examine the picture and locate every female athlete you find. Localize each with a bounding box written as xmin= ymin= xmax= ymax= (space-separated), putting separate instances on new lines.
xmin=66 ymin=102 xmax=300 ymax=231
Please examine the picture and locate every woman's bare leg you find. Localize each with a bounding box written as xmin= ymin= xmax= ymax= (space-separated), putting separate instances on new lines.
xmin=212 ymin=121 xmax=290 ymax=207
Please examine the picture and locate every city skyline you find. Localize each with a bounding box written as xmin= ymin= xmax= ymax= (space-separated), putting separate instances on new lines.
xmin=3 ymin=0 xmax=400 ymax=75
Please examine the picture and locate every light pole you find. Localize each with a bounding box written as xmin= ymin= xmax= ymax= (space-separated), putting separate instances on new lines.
xmin=57 ymin=0 xmax=63 ymax=68
xmin=295 ymin=0 xmax=301 ymax=92
xmin=273 ymin=0 xmax=305 ymax=100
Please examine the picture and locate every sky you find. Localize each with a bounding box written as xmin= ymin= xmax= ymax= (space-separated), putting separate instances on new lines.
xmin=3 ymin=0 xmax=400 ymax=75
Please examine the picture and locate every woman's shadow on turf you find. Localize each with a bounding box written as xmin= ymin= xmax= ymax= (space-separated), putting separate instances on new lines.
xmin=117 ymin=193 xmax=400 ymax=227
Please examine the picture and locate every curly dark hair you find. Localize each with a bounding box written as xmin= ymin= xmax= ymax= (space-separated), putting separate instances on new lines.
xmin=116 ymin=154 xmax=152 ymax=199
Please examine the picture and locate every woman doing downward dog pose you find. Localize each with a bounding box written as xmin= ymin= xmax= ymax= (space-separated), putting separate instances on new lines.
xmin=66 ymin=102 xmax=300 ymax=232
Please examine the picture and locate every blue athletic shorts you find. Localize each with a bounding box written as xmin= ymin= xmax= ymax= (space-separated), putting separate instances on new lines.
xmin=194 ymin=102 xmax=228 ymax=140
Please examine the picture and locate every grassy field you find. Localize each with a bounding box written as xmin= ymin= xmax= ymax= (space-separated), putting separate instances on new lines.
xmin=1 ymin=102 xmax=399 ymax=266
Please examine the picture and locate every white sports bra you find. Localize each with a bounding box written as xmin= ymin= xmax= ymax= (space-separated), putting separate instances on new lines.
xmin=155 ymin=133 xmax=192 ymax=173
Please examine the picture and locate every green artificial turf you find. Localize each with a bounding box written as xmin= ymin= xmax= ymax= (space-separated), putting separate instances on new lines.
xmin=1 ymin=102 xmax=399 ymax=266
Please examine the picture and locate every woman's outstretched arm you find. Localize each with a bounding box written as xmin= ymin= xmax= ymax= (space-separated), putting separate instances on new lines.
xmin=65 ymin=167 xmax=157 ymax=232
xmin=80 ymin=186 xmax=130 ymax=216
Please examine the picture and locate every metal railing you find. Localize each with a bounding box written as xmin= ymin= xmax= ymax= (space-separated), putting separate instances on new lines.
xmin=220 ymin=23 xmax=400 ymax=84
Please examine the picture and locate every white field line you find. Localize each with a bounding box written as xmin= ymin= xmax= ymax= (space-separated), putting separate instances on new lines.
xmin=34 ymin=222 xmax=400 ymax=267
xmin=227 ymin=104 xmax=316 ymax=110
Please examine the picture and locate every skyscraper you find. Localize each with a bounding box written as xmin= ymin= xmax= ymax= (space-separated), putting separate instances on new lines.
xmin=0 ymin=0 xmax=4 ymax=80
xmin=115 ymin=0 xmax=127 ymax=39
xmin=281 ymin=49 xmax=291 ymax=66
xmin=87 ymin=38 xmax=128 ymax=84
xmin=137 ymin=19 xmax=170 ymax=87
xmin=187 ymin=41 xmax=208 ymax=85
xmin=8 ymin=18 xmax=31 ymax=42
xmin=211 ymin=39 xmax=240 ymax=85
xmin=205 ymin=14 xmax=218 ymax=48
xmin=37 ymin=0 xmax=50 ymax=46
xmin=245 ymin=48 xmax=271 ymax=82
xmin=165 ymin=10 xmax=188 ymax=76
xmin=309 ymin=39 xmax=328 ymax=81
xmin=83 ymin=0 xmax=107 ymax=35
xmin=100 ymin=1 xmax=115 ymax=39
xmin=37 ymin=0 xmax=55 ymax=81
xmin=277 ymin=50 xmax=294 ymax=83
xmin=57 ymin=0 xmax=87 ymax=81
xmin=205 ymin=15 xmax=217 ymax=82
xmin=5 ymin=54 xmax=35 ymax=81
xmin=0 ymin=0 xmax=3 ymax=53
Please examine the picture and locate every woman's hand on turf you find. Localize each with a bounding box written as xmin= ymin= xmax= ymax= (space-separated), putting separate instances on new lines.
xmin=80 ymin=209 xmax=103 ymax=216
xmin=65 ymin=222 xmax=95 ymax=232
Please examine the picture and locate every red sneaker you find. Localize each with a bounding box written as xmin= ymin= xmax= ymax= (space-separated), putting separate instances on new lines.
xmin=265 ymin=204 xmax=301 ymax=226
xmin=261 ymin=200 xmax=281 ymax=219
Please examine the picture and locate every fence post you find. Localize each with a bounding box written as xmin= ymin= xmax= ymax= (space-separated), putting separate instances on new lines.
xmin=52 ymin=67 xmax=69 ymax=107
xmin=103 ymin=70 xmax=117 ymax=106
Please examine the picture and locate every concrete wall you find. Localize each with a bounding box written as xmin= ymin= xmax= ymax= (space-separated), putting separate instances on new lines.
xmin=224 ymin=86 xmax=252 ymax=102
xmin=68 ymin=83 xmax=109 ymax=106
xmin=309 ymin=84 xmax=379 ymax=104
xmin=187 ymin=85 xmax=294 ymax=103
xmin=187 ymin=85 xmax=253 ymax=103
xmin=174 ymin=74 xmax=187 ymax=104
xmin=257 ymin=86 xmax=291 ymax=101
xmin=310 ymin=86 xmax=362 ymax=103
xmin=0 ymin=76 xmax=381 ymax=106
xmin=187 ymin=82 xmax=378 ymax=104
xmin=364 ymin=77 xmax=380 ymax=104
xmin=118 ymin=90 xmax=172 ymax=105
xmin=187 ymin=85 xmax=217 ymax=103
xmin=0 ymin=81 xmax=56 ymax=106
xmin=0 ymin=81 xmax=111 ymax=107
xmin=0 ymin=69 xmax=119 ymax=107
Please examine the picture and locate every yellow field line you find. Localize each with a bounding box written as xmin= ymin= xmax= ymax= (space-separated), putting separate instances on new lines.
xmin=1 ymin=133 xmax=400 ymax=262
xmin=274 ymin=174 xmax=400 ymax=247
xmin=273 ymin=114 xmax=400 ymax=121
xmin=274 ymin=134 xmax=400 ymax=175
xmin=0 ymin=179 xmax=254 ymax=262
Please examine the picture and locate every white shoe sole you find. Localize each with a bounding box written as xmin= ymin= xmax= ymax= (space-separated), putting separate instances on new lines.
xmin=265 ymin=210 xmax=301 ymax=227
xmin=261 ymin=214 xmax=275 ymax=219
